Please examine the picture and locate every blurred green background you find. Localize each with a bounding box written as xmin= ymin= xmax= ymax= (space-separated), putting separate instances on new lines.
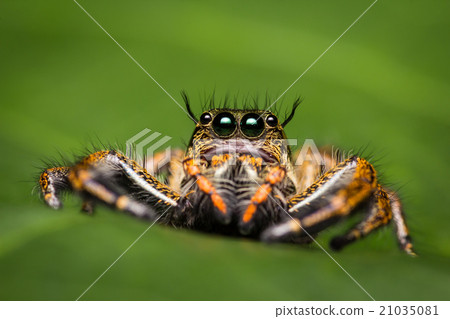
xmin=1 ymin=0 xmax=449 ymax=300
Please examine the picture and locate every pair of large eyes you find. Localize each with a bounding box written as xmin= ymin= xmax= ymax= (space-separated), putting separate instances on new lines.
xmin=199 ymin=112 xmax=278 ymax=138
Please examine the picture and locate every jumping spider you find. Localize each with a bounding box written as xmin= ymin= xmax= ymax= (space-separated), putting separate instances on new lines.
xmin=38 ymin=96 xmax=415 ymax=255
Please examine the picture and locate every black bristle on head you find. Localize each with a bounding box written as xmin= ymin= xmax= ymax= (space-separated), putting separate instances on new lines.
xmin=194 ymin=92 xmax=301 ymax=118
xmin=181 ymin=91 xmax=198 ymax=123
xmin=222 ymin=94 xmax=230 ymax=108
xmin=208 ymin=90 xmax=216 ymax=108
xmin=281 ymin=97 xmax=302 ymax=127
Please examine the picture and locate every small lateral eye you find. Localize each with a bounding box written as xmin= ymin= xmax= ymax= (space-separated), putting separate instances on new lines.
xmin=265 ymin=114 xmax=278 ymax=127
xmin=200 ymin=112 xmax=212 ymax=124
xmin=240 ymin=113 xmax=265 ymax=138
xmin=212 ymin=112 xmax=237 ymax=137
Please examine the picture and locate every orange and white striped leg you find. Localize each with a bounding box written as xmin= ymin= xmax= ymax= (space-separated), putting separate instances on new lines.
xmin=262 ymin=157 xmax=377 ymax=242
xmin=68 ymin=151 xmax=180 ymax=219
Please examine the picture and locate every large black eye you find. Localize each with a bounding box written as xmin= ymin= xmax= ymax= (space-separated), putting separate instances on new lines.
xmin=200 ymin=112 xmax=212 ymax=124
xmin=240 ymin=113 xmax=265 ymax=138
xmin=212 ymin=112 xmax=237 ymax=137
xmin=265 ymin=114 xmax=278 ymax=127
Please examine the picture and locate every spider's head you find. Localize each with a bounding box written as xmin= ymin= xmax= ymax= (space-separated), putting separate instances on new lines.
xmin=183 ymin=95 xmax=300 ymax=165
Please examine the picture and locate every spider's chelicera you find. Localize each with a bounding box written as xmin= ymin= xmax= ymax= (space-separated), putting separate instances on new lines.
xmin=38 ymin=96 xmax=415 ymax=255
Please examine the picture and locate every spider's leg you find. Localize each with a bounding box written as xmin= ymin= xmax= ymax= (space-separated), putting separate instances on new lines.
xmin=330 ymin=186 xmax=416 ymax=256
xmin=69 ymin=150 xmax=180 ymax=219
xmin=294 ymin=159 xmax=322 ymax=194
xmin=239 ymin=165 xmax=286 ymax=234
xmin=183 ymin=158 xmax=230 ymax=224
xmin=39 ymin=167 xmax=71 ymax=209
xmin=328 ymin=185 xmax=391 ymax=250
xmin=387 ymin=190 xmax=416 ymax=256
xmin=136 ymin=148 xmax=186 ymax=193
xmin=39 ymin=166 xmax=101 ymax=213
xmin=262 ymin=156 xmax=377 ymax=241
xmin=144 ymin=148 xmax=184 ymax=175
xmin=293 ymin=145 xmax=341 ymax=192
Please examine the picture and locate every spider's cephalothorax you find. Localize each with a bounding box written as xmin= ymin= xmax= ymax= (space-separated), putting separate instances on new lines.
xmin=180 ymin=108 xmax=296 ymax=235
xmin=38 ymin=97 xmax=415 ymax=255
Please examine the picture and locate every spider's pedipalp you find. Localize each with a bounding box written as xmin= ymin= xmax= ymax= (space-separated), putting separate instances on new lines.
xmin=183 ymin=158 xmax=232 ymax=224
xmin=239 ymin=165 xmax=286 ymax=234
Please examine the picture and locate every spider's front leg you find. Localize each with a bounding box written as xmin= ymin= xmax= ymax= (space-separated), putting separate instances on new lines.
xmin=39 ymin=166 xmax=96 ymax=213
xmin=262 ymin=156 xmax=415 ymax=256
xmin=39 ymin=166 xmax=71 ymax=209
xmin=328 ymin=186 xmax=414 ymax=255
xmin=39 ymin=150 xmax=181 ymax=220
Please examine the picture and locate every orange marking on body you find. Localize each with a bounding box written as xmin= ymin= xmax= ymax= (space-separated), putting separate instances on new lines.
xmin=89 ymin=184 xmax=116 ymax=204
xmin=196 ymin=176 xmax=213 ymax=194
xmin=242 ymin=184 xmax=272 ymax=223
xmin=266 ymin=166 xmax=285 ymax=184
xmin=116 ymin=195 xmax=129 ymax=210
xmin=39 ymin=173 xmax=49 ymax=189
xmin=68 ymin=171 xmax=82 ymax=190
xmin=238 ymin=155 xmax=263 ymax=169
xmin=253 ymin=184 xmax=272 ymax=203
xmin=195 ymin=176 xmax=227 ymax=214
xmin=44 ymin=193 xmax=52 ymax=201
xmin=211 ymin=155 xmax=220 ymax=167
xmin=185 ymin=190 xmax=195 ymax=197
xmin=212 ymin=154 xmax=231 ymax=167
xmin=288 ymin=219 xmax=302 ymax=232
xmin=188 ymin=165 xmax=200 ymax=176
xmin=78 ymin=170 xmax=91 ymax=183
xmin=211 ymin=193 xmax=227 ymax=214
xmin=183 ymin=159 xmax=201 ymax=176
xmin=242 ymin=166 xmax=285 ymax=223
xmin=242 ymin=204 xmax=257 ymax=222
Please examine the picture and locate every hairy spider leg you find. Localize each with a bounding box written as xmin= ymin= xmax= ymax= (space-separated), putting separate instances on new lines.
xmin=67 ymin=151 xmax=180 ymax=219
xmin=239 ymin=165 xmax=286 ymax=234
xmin=142 ymin=148 xmax=186 ymax=193
xmin=328 ymin=185 xmax=392 ymax=249
xmin=293 ymin=146 xmax=340 ymax=192
xmin=39 ymin=167 xmax=71 ymax=209
xmin=183 ymin=157 xmax=230 ymax=224
xmin=144 ymin=148 xmax=184 ymax=174
xmin=328 ymin=186 xmax=415 ymax=256
xmin=262 ymin=157 xmax=377 ymax=242
xmin=387 ymin=191 xmax=416 ymax=256
xmin=39 ymin=167 xmax=100 ymax=214
xmin=39 ymin=151 xmax=183 ymax=214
